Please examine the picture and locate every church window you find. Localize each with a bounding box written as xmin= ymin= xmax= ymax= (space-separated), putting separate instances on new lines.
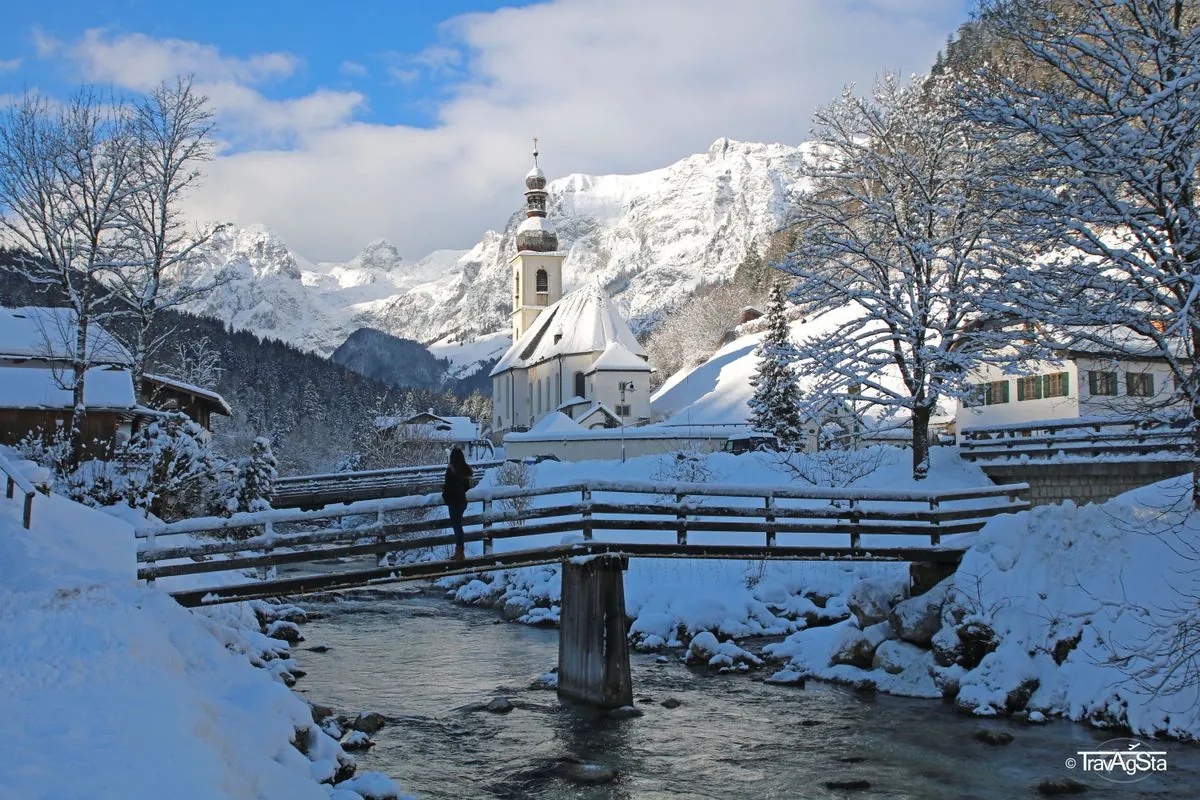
xmin=536 ymin=269 xmax=548 ymax=293
xmin=616 ymin=404 xmax=631 ymax=417
xmin=574 ymin=371 xmax=585 ymax=399
xmin=514 ymin=272 xmax=520 ymax=297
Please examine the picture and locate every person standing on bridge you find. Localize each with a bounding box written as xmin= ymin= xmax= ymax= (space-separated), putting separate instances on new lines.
xmin=442 ymin=447 xmax=472 ymax=561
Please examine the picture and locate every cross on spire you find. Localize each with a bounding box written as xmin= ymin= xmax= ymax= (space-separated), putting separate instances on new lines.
xmin=532 ymin=137 xmax=539 ymax=167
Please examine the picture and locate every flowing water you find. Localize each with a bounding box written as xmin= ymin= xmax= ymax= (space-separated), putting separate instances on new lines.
xmin=293 ymin=588 xmax=1200 ymax=799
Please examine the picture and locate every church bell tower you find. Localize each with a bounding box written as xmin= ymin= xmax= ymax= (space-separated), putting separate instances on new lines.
xmin=511 ymin=140 xmax=564 ymax=341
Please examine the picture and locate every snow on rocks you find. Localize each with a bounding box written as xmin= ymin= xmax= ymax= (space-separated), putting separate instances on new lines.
xmin=686 ymin=631 xmax=764 ymax=671
xmin=334 ymin=771 xmax=415 ymax=800
xmin=847 ymin=577 xmax=908 ymax=628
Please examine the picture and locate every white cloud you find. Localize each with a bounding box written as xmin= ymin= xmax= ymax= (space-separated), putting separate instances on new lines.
xmin=38 ymin=1 xmax=968 ymax=262
xmin=0 ymin=58 xmax=21 ymax=73
xmin=339 ymin=60 xmax=368 ymax=78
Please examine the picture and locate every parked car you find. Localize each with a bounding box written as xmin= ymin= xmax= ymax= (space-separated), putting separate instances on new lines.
xmin=723 ymin=432 xmax=780 ymax=455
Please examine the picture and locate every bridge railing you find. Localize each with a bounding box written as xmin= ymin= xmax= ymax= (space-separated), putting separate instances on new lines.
xmin=959 ymin=416 xmax=1195 ymax=462
xmin=134 ymin=479 xmax=1030 ymax=595
xmin=0 ymin=452 xmax=45 ymax=529
xmin=270 ymin=460 xmax=502 ymax=509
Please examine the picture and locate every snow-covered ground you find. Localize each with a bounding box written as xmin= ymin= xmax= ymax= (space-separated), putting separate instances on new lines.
xmin=0 ymin=458 xmax=408 ymax=799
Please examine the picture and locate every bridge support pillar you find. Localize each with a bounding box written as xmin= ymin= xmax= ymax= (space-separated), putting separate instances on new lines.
xmin=910 ymin=559 xmax=958 ymax=597
xmin=558 ymin=554 xmax=632 ymax=709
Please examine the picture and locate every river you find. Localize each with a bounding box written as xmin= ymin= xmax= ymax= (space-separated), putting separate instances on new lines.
xmin=293 ymin=588 xmax=1200 ymax=799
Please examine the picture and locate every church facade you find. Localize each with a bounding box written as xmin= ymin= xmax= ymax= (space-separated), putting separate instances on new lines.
xmin=490 ymin=149 xmax=652 ymax=437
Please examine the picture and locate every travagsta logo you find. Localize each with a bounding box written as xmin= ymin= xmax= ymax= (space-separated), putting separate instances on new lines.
xmin=1065 ymin=738 xmax=1168 ymax=783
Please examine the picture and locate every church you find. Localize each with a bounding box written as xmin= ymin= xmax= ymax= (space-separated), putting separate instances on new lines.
xmin=490 ymin=148 xmax=652 ymax=437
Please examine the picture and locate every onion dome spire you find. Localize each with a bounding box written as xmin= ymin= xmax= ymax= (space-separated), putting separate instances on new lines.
xmin=516 ymin=138 xmax=559 ymax=252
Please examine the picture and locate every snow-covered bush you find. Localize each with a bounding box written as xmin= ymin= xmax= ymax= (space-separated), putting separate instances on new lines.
xmin=495 ymin=460 xmax=535 ymax=525
xmin=777 ymin=445 xmax=886 ymax=488
xmin=123 ymin=412 xmax=220 ymax=519
xmin=650 ymin=448 xmax=719 ymax=493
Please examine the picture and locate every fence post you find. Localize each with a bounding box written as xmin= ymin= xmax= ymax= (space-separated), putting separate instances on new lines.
xmin=259 ymin=521 xmax=274 ymax=581
xmin=764 ymin=494 xmax=776 ymax=548
xmin=676 ymin=492 xmax=687 ymax=546
xmin=483 ymin=498 xmax=493 ymax=555
xmin=5 ymin=475 xmax=12 ymax=499
xmin=849 ymin=497 xmax=861 ymax=550
xmin=144 ymin=523 xmax=157 ymax=588
xmin=375 ymin=507 xmax=387 ymax=566
xmin=928 ymin=496 xmax=941 ymax=547
xmin=22 ymin=492 xmax=32 ymax=530
xmin=581 ymin=488 xmax=592 ymax=542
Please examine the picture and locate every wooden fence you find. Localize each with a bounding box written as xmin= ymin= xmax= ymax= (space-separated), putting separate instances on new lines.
xmin=0 ymin=452 xmax=43 ymax=529
xmin=959 ymin=416 xmax=1195 ymax=462
xmin=270 ymin=460 xmax=502 ymax=509
xmin=136 ymin=479 xmax=1030 ymax=605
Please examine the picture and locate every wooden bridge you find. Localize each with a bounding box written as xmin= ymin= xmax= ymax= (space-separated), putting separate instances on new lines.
xmin=959 ymin=416 xmax=1195 ymax=462
xmin=138 ymin=478 xmax=1027 ymax=707
xmin=269 ymin=460 xmax=501 ymax=509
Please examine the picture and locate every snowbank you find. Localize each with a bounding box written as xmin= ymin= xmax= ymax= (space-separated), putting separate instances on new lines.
xmin=766 ymin=474 xmax=1200 ymax=739
xmin=0 ymin=478 xmax=407 ymax=798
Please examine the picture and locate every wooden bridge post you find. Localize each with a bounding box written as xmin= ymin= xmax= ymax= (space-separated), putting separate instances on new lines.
xmin=581 ymin=488 xmax=592 ymax=541
xmin=928 ymin=497 xmax=941 ymax=546
xmin=848 ymin=497 xmax=861 ymax=550
xmin=675 ymin=493 xmax=687 ymax=546
xmin=764 ymin=494 xmax=776 ymax=548
xmin=144 ymin=525 xmax=156 ymax=588
xmin=258 ymin=521 xmax=275 ymax=581
xmin=558 ymin=554 xmax=633 ymax=709
xmin=482 ymin=498 xmax=493 ymax=555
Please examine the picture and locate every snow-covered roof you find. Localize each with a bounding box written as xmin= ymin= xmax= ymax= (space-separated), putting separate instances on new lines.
xmin=587 ymin=341 xmax=651 ymax=374
xmin=576 ymin=401 xmax=622 ymax=427
xmin=143 ymin=373 xmax=232 ymax=416
xmin=491 ymin=284 xmax=647 ymax=375
xmin=0 ymin=365 xmax=136 ymax=411
xmin=528 ymin=411 xmax=583 ymax=434
xmin=378 ymin=413 xmax=479 ymax=441
xmin=0 ymin=307 xmax=129 ymax=364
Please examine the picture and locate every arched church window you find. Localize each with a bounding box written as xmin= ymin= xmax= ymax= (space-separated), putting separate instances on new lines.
xmin=574 ymin=371 xmax=585 ymax=399
xmin=536 ymin=269 xmax=548 ymax=293
xmin=514 ymin=272 xmax=520 ymax=297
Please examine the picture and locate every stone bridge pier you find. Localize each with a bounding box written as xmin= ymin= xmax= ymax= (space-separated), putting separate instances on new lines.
xmin=557 ymin=554 xmax=633 ymax=709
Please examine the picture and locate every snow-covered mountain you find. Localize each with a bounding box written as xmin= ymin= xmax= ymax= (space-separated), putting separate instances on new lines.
xmin=178 ymin=138 xmax=811 ymax=362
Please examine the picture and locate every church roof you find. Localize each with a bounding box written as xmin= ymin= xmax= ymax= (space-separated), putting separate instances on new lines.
xmin=490 ymin=283 xmax=647 ymax=376
xmin=587 ymin=341 xmax=651 ymax=373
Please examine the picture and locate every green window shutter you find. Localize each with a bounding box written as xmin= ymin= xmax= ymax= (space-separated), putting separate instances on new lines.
xmin=999 ymin=381 xmax=1010 ymax=403
xmin=1147 ymin=374 xmax=1155 ymax=395
xmin=1017 ymin=378 xmax=1026 ymax=401
xmin=1060 ymin=372 xmax=1069 ymax=397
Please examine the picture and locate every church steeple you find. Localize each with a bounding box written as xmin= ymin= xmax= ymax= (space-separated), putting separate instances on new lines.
xmin=516 ymin=139 xmax=559 ymax=253
xmin=511 ymin=139 xmax=564 ymax=341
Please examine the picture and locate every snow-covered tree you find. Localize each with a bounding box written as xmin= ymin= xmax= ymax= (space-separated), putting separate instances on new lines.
xmin=108 ymin=78 xmax=227 ymax=397
xmin=0 ymin=91 xmax=136 ymax=455
xmin=124 ymin=411 xmax=218 ymax=518
xmin=780 ymin=73 xmax=1029 ymax=480
xmin=965 ymin=0 xmax=1200 ymax=504
xmin=221 ymin=436 xmax=277 ymax=515
xmin=748 ymin=282 xmax=806 ymax=447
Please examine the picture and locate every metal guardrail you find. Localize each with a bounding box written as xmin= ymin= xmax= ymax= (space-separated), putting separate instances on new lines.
xmin=270 ymin=460 xmax=503 ymax=509
xmin=959 ymin=416 xmax=1195 ymax=462
xmin=0 ymin=453 xmax=42 ymax=529
xmin=135 ymin=479 xmax=1030 ymax=605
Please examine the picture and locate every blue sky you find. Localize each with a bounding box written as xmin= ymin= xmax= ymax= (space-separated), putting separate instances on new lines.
xmin=0 ymin=1 xmax=973 ymax=261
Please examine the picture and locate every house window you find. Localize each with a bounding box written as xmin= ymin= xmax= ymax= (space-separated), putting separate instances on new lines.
xmin=1017 ymin=372 xmax=1069 ymax=401
xmin=1126 ymin=372 xmax=1155 ymax=397
xmin=1088 ymin=371 xmax=1118 ymax=396
xmin=966 ymin=381 xmax=1009 ymax=407
xmin=574 ymin=371 xmax=585 ymax=399
xmin=616 ymin=404 xmax=632 ymax=417
xmin=536 ymin=269 xmax=548 ymax=293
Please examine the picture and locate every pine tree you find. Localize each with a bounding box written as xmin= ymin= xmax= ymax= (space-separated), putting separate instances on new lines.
xmin=222 ymin=436 xmax=277 ymax=514
xmin=748 ymin=283 xmax=806 ymax=448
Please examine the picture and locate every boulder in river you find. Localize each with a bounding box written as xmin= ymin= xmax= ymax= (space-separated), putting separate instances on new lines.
xmin=824 ymin=779 xmax=871 ymax=790
xmin=974 ymin=729 xmax=1014 ymax=746
xmin=351 ymin=711 xmax=387 ymax=734
xmin=266 ymin=620 xmax=304 ymax=644
xmin=341 ymin=730 xmax=375 ymax=751
xmin=661 ymin=697 xmax=682 ymax=709
xmin=888 ymin=581 xmax=948 ymax=646
xmin=486 ymin=697 xmax=514 ymax=714
xmin=1034 ymin=777 xmax=1088 ymax=795
xmin=608 ymin=705 xmax=644 ymax=719
xmin=557 ymin=759 xmax=619 ymax=784
xmin=830 ymin=627 xmax=876 ymax=669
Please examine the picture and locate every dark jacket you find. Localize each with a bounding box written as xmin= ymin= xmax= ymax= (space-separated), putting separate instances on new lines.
xmin=442 ymin=466 xmax=471 ymax=507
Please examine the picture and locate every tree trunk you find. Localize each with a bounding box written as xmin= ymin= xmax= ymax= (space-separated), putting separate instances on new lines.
xmin=911 ymin=404 xmax=931 ymax=481
xmin=70 ymin=319 xmax=89 ymax=463
xmin=1192 ymin=398 xmax=1200 ymax=510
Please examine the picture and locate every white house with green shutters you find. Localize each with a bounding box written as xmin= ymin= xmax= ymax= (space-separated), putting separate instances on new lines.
xmin=956 ymin=337 xmax=1185 ymax=439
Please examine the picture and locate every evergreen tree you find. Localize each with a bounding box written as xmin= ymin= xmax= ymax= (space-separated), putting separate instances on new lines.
xmin=221 ymin=436 xmax=277 ymax=514
xmin=747 ymin=283 xmax=805 ymax=447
